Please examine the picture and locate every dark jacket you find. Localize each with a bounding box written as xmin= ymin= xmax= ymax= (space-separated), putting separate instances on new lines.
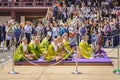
xmin=14 ymin=28 xmax=21 ymax=39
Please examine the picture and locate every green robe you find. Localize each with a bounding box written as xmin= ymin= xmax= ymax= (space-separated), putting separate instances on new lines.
xmin=28 ymin=42 xmax=42 ymax=59
xmin=14 ymin=44 xmax=26 ymax=61
xmin=63 ymin=40 xmax=72 ymax=52
xmin=44 ymin=44 xmax=59 ymax=61
xmin=62 ymin=40 xmax=73 ymax=60
xmin=79 ymin=40 xmax=93 ymax=59
xmin=40 ymin=38 xmax=49 ymax=51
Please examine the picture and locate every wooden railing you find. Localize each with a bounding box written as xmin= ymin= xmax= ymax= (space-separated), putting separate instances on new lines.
xmin=0 ymin=0 xmax=56 ymax=7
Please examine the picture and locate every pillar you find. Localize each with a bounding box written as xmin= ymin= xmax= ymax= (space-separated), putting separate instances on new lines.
xmin=11 ymin=10 xmax=16 ymax=20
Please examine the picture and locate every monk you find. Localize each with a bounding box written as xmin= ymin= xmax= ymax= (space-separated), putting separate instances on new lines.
xmin=14 ymin=37 xmax=35 ymax=61
xmin=28 ymin=36 xmax=43 ymax=60
xmin=62 ymin=33 xmax=74 ymax=60
xmin=78 ymin=35 xmax=93 ymax=59
xmin=40 ymin=35 xmax=50 ymax=53
xmin=44 ymin=38 xmax=60 ymax=61
xmin=55 ymin=36 xmax=74 ymax=61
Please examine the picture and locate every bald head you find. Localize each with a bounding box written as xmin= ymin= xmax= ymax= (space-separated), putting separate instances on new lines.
xmin=31 ymin=35 xmax=36 ymax=40
xmin=62 ymin=33 xmax=68 ymax=38
xmin=82 ymin=35 xmax=89 ymax=42
xmin=57 ymin=37 xmax=63 ymax=43
xmin=22 ymin=37 xmax=27 ymax=44
xmin=34 ymin=36 xmax=40 ymax=44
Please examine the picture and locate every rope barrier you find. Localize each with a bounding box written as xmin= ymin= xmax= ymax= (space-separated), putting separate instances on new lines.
xmin=23 ymin=55 xmax=64 ymax=67
xmin=105 ymin=45 xmax=119 ymax=54
xmin=22 ymin=53 xmax=67 ymax=78
xmin=0 ymin=58 xmax=12 ymax=69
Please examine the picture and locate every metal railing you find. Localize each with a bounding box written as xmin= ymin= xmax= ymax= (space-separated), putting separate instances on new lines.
xmin=102 ymin=34 xmax=120 ymax=48
xmin=0 ymin=0 xmax=56 ymax=7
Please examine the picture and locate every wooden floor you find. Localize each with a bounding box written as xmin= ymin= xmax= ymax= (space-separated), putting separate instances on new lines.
xmin=0 ymin=48 xmax=120 ymax=80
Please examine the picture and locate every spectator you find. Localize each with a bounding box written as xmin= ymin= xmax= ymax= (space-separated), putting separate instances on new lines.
xmin=14 ymin=24 xmax=21 ymax=48
xmin=24 ymin=21 xmax=32 ymax=44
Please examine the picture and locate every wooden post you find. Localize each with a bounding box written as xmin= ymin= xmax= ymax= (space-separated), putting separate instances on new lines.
xmin=33 ymin=0 xmax=36 ymax=6
xmin=11 ymin=10 xmax=16 ymax=20
xmin=20 ymin=0 xmax=21 ymax=6
xmin=44 ymin=0 xmax=46 ymax=6
xmin=11 ymin=0 xmax=14 ymax=7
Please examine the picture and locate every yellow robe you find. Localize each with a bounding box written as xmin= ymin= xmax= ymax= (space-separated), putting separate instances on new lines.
xmin=62 ymin=40 xmax=73 ymax=60
xmin=14 ymin=44 xmax=26 ymax=61
xmin=40 ymin=38 xmax=50 ymax=52
xmin=28 ymin=42 xmax=43 ymax=59
xmin=79 ymin=40 xmax=93 ymax=59
xmin=63 ymin=40 xmax=72 ymax=51
xmin=44 ymin=42 xmax=59 ymax=61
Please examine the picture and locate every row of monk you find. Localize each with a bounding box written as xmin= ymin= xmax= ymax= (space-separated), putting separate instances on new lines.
xmin=14 ymin=33 xmax=103 ymax=62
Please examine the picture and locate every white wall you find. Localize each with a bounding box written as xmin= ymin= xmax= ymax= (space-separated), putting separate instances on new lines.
xmin=0 ymin=16 xmax=11 ymax=23
xmin=20 ymin=16 xmax=25 ymax=23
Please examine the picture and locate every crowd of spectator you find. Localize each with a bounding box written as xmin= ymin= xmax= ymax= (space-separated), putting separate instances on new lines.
xmin=0 ymin=0 xmax=120 ymax=50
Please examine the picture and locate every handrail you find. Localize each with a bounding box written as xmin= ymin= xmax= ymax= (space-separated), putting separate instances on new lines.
xmin=0 ymin=0 xmax=55 ymax=7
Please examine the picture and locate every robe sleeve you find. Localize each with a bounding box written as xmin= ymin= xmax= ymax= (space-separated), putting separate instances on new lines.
xmin=44 ymin=45 xmax=56 ymax=61
xmin=28 ymin=42 xmax=36 ymax=55
xmin=14 ymin=44 xmax=25 ymax=61
xmin=63 ymin=41 xmax=72 ymax=52
xmin=40 ymin=38 xmax=49 ymax=50
xmin=36 ymin=43 xmax=43 ymax=54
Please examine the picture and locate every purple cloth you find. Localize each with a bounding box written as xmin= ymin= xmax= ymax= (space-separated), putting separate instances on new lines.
xmin=16 ymin=50 xmax=112 ymax=64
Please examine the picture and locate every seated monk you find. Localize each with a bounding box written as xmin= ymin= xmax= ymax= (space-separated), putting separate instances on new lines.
xmin=28 ymin=36 xmax=43 ymax=60
xmin=40 ymin=35 xmax=50 ymax=53
xmin=62 ymin=33 xmax=74 ymax=60
xmin=55 ymin=36 xmax=75 ymax=61
xmin=44 ymin=37 xmax=60 ymax=61
xmin=14 ymin=37 xmax=35 ymax=61
xmin=78 ymin=35 xmax=93 ymax=59
xmin=55 ymin=37 xmax=65 ymax=61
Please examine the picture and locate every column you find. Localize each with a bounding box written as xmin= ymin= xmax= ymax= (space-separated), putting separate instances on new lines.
xmin=44 ymin=0 xmax=46 ymax=6
xmin=11 ymin=10 xmax=16 ymax=20
xmin=33 ymin=0 xmax=36 ymax=6
xmin=11 ymin=0 xmax=15 ymax=6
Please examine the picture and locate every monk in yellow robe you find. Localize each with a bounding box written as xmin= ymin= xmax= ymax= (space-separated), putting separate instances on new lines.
xmin=28 ymin=36 xmax=43 ymax=60
xmin=40 ymin=35 xmax=50 ymax=53
xmin=55 ymin=36 xmax=74 ymax=61
xmin=62 ymin=33 xmax=72 ymax=52
xmin=44 ymin=38 xmax=59 ymax=61
xmin=14 ymin=37 xmax=35 ymax=61
xmin=62 ymin=33 xmax=74 ymax=60
xmin=78 ymin=35 xmax=93 ymax=59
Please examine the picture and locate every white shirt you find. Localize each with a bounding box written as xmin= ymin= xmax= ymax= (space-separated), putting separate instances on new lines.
xmin=52 ymin=27 xmax=58 ymax=36
xmin=22 ymin=42 xmax=28 ymax=53
xmin=24 ymin=25 xmax=32 ymax=33
xmin=52 ymin=42 xmax=57 ymax=52
xmin=36 ymin=26 xmax=43 ymax=33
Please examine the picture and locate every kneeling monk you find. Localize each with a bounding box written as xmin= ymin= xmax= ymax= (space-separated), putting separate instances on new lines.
xmin=78 ymin=35 xmax=93 ymax=59
xmin=62 ymin=34 xmax=74 ymax=60
xmin=40 ymin=35 xmax=50 ymax=53
xmin=14 ymin=37 xmax=35 ymax=61
xmin=44 ymin=38 xmax=59 ymax=61
xmin=28 ymin=36 xmax=43 ymax=60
